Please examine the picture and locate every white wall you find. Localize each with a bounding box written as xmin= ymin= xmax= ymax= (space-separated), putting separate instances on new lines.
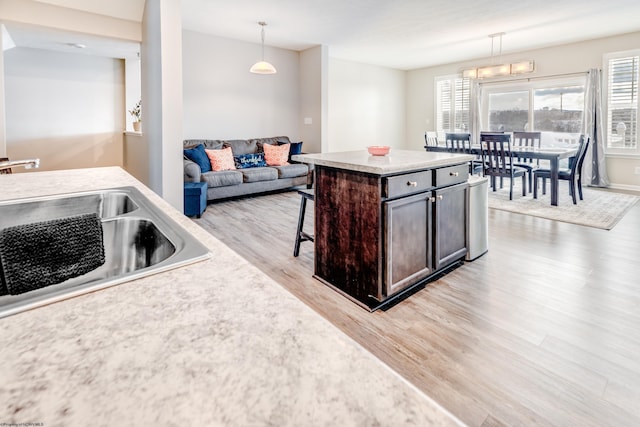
xmin=407 ymin=31 xmax=640 ymax=189
xmin=141 ymin=0 xmax=183 ymax=210
xmin=299 ymin=45 xmax=328 ymax=154
xmin=328 ymin=58 xmax=406 ymax=152
xmin=182 ymin=30 xmax=301 ymax=141
xmin=0 ymin=26 xmax=6 ymax=157
xmin=123 ymin=131 xmax=147 ymax=184
xmin=4 ymin=47 xmax=124 ymax=172
xmin=125 ymin=57 xmax=141 ymax=132
xmin=0 ymin=0 xmax=140 ymax=42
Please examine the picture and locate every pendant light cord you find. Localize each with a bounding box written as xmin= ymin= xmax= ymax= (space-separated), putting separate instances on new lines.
xmin=261 ymin=25 xmax=265 ymax=60
xmin=258 ymin=21 xmax=267 ymax=61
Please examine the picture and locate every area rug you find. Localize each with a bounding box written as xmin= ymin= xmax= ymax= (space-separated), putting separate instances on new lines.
xmin=486 ymin=181 xmax=639 ymax=230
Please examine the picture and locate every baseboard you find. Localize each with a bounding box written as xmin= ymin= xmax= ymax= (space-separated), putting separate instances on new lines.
xmin=606 ymin=183 xmax=640 ymax=194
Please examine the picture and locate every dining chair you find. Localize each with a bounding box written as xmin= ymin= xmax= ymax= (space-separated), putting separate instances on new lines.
xmin=0 ymin=157 xmax=11 ymax=175
xmin=445 ymin=133 xmax=482 ymax=174
xmin=423 ymin=131 xmax=439 ymax=151
xmin=512 ymin=131 xmax=542 ymax=193
xmin=445 ymin=133 xmax=471 ymax=153
xmin=533 ymin=135 xmax=589 ymax=204
xmin=479 ymin=133 xmax=527 ymax=200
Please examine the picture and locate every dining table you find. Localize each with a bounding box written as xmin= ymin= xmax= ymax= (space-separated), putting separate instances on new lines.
xmin=426 ymin=144 xmax=579 ymax=206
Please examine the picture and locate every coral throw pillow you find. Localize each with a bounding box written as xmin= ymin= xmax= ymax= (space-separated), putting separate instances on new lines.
xmin=264 ymin=143 xmax=290 ymax=166
xmin=205 ymin=147 xmax=236 ymax=171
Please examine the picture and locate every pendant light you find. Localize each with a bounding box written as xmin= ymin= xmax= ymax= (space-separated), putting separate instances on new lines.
xmin=461 ymin=32 xmax=535 ymax=79
xmin=250 ymin=21 xmax=277 ymax=74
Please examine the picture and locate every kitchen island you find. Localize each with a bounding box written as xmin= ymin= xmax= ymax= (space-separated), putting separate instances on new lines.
xmin=294 ymin=150 xmax=475 ymax=310
xmin=0 ymin=167 xmax=462 ymax=426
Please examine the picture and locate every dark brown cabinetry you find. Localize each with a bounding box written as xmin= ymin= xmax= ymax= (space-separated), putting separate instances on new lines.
xmin=314 ymin=162 xmax=469 ymax=310
xmin=383 ymin=191 xmax=433 ymax=296
xmin=433 ymin=182 xmax=468 ymax=270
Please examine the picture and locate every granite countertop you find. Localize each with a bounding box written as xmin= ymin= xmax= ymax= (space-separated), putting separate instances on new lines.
xmin=0 ymin=167 xmax=463 ymax=426
xmin=293 ymin=149 xmax=475 ymax=175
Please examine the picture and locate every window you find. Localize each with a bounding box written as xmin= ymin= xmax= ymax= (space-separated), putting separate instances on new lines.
xmin=481 ymin=77 xmax=585 ymax=146
xmin=604 ymin=51 xmax=639 ymax=153
xmin=533 ymin=86 xmax=584 ymax=133
xmin=435 ymin=76 xmax=470 ymax=133
xmin=487 ymin=90 xmax=529 ymax=132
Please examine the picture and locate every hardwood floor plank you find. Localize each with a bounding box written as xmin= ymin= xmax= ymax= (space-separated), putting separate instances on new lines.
xmin=193 ymin=188 xmax=640 ymax=426
xmin=540 ymin=334 xmax=640 ymax=390
xmin=604 ymin=380 xmax=640 ymax=418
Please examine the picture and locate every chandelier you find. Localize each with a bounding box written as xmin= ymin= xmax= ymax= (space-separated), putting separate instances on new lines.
xmin=462 ymin=33 xmax=534 ymax=79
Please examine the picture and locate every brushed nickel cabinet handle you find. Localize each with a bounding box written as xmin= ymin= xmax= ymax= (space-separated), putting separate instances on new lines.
xmin=407 ymin=181 xmax=418 ymax=187
xmin=429 ymin=197 xmax=436 ymax=202
xmin=437 ymin=195 xmax=444 ymax=200
xmin=450 ymin=171 xmax=459 ymax=177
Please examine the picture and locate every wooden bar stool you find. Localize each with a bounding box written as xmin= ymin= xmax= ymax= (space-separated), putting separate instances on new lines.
xmin=293 ymin=188 xmax=314 ymax=257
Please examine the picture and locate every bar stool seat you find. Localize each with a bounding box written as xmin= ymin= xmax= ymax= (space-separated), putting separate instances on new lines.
xmin=293 ymin=188 xmax=314 ymax=257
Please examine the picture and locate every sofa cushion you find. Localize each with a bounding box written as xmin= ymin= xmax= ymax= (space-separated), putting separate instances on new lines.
xmin=241 ymin=167 xmax=278 ymax=183
xmin=183 ymin=144 xmax=212 ymax=173
xmin=234 ymin=153 xmax=267 ymax=169
xmin=251 ymin=136 xmax=290 ymax=148
xmin=224 ymin=139 xmax=258 ymax=156
xmin=201 ymin=170 xmax=243 ymax=188
xmin=264 ymin=143 xmax=290 ymax=166
xmin=206 ymin=147 xmax=236 ymax=171
xmin=255 ymin=136 xmax=290 ymax=153
xmin=184 ymin=139 xmax=224 ymax=151
xmin=272 ymin=164 xmax=309 ymax=179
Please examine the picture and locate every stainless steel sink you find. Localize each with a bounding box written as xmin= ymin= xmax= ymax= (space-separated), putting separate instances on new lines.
xmin=0 ymin=186 xmax=210 ymax=318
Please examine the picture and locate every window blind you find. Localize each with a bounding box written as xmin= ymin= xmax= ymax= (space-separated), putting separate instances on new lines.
xmin=436 ymin=78 xmax=451 ymax=131
xmin=435 ymin=76 xmax=470 ymax=133
xmin=606 ymin=55 xmax=639 ymax=149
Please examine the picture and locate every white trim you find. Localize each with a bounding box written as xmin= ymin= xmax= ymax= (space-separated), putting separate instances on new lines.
xmin=479 ymin=73 xmax=587 ymax=88
xmin=606 ymin=183 xmax=640 ymax=193
xmin=605 ymin=153 xmax=640 ymax=159
xmin=434 ymin=74 xmax=471 ymax=133
xmin=603 ymin=49 xmax=640 ymax=155
xmin=480 ymin=75 xmax=586 ymax=133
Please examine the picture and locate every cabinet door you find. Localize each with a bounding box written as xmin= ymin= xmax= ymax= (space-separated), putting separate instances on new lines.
xmin=434 ymin=182 xmax=467 ymax=270
xmin=383 ymin=191 xmax=433 ymax=297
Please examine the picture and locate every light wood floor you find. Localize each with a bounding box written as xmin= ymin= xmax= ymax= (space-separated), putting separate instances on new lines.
xmin=194 ymin=188 xmax=640 ymax=427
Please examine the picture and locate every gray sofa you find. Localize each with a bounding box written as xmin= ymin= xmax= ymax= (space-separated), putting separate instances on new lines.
xmin=183 ymin=136 xmax=312 ymax=202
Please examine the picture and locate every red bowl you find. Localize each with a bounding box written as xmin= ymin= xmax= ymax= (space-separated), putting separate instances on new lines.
xmin=367 ymin=146 xmax=390 ymax=156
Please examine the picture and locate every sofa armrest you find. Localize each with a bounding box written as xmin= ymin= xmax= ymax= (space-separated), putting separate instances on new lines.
xmin=184 ymin=158 xmax=202 ymax=183
xmin=290 ymin=158 xmax=314 ymax=188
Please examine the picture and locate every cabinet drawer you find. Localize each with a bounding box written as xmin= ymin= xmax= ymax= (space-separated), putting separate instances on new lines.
xmin=385 ymin=171 xmax=433 ymax=199
xmin=435 ymin=164 xmax=468 ymax=187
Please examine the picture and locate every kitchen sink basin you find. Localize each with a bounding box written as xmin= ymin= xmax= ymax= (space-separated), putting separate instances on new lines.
xmin=0 ymin=187 xmax=210 ymax=318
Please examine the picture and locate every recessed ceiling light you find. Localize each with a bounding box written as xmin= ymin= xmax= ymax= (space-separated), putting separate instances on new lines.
xmin=67 ymin=43 xmax=86 ymax=49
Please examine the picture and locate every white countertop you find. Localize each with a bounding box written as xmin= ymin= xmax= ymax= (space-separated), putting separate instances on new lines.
xmin=0 ymin=167 xmax=462 ymax=426
xmin=293 ymin=149 xmax=475 ymax=175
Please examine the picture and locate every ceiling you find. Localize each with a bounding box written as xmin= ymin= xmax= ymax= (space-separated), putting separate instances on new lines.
xmin=7 ymin=0 xmax=640 ymax=69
